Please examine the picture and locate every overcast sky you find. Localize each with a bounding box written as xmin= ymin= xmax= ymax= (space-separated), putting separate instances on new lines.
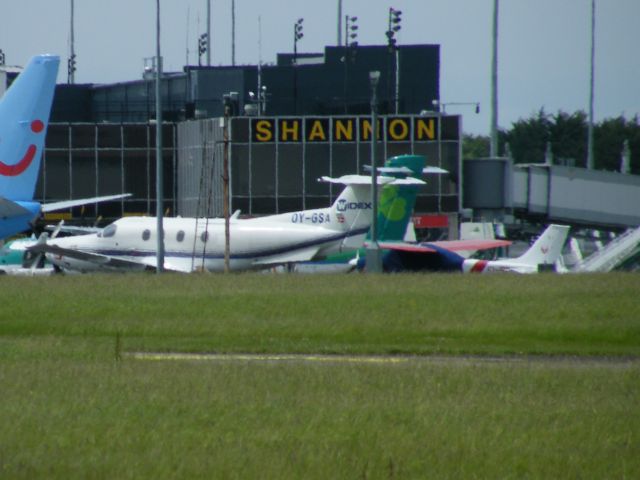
xmin=2 ymin=0 xmax=638 ymax=135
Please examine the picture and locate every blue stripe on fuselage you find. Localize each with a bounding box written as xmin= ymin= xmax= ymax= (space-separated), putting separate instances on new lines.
xmin=64 ymin=226 xmax=370 ymax=262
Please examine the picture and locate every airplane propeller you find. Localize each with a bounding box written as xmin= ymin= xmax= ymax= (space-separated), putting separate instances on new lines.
xmin=22 ymin=220 xmax=63 ymax=271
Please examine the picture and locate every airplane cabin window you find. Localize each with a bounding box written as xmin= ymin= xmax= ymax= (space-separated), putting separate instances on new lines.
xmin=101 ymin=224 xmax=117 ymax=238
xmin=200 ymin=231 xmax=209 ymax=243
xmin=177 ymin=230 xmax=185 ymax=242
xmin=142 ymin=229 xmax=151 ymax=241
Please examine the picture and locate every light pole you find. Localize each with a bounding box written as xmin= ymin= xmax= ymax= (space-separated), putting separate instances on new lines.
xmin=386 ymin=7 xmax=402 ymax=114
xmin=345 ymin=15 xmax=358 ymax=48
xmin=587 ymin=0 xmax=595 ymax=169
xmin=490 ymin=0 xmax=499 ymax=157
xmin=68 ymin=0 xmax=76 ymax=84
xmin=198 ymin=33 xmax=208 ymax=66
xmin=343 ymin=15 xmax=358 ymax=113
xmin=222 ymin=94 xmax=231 ymax=272
xmin=231 ymin=0 xmax=236 ymax=66
xmin=293 ymin=18 xmax=304 ymax=62
xmin=366 ymin=71 xmax=382 ymax=273
xmin=206 ymin=0 xmax=211 ymax=66
xmin=293 ymin=18 xmax=304 ymax=113
xmin=431 ymin=101 xmax=443 ymax=213
xmin=155 ymin=0 xmax=165 ymax=272
xmin=337 ymin=0 xmax=343 ymax=46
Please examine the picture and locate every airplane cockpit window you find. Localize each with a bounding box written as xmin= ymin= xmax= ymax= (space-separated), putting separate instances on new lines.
xmin=142 ymin=229 xmax=151 ymax=241
xmin=200 ymin=231 xmax=209 ymax=243
xmin=98 ymin=223 xmax=117 ymax=238
xmin=177 ymin=230 xmax=185 ymax=242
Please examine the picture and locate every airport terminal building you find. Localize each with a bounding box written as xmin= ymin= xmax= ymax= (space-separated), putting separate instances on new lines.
xmin=35 ymin=44 xmax=462 ymax=233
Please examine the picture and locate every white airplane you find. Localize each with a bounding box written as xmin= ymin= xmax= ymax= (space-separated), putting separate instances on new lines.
xmin=375 ymin=224 xmax=570 ymax=273
xmin=0 ymin=54 xmax=130 ymax=240
xmin=29 ymin=174 xmax=426 ymax=273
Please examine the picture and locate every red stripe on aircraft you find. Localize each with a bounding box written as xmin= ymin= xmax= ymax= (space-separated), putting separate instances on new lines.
xmin=0 ymin=119 xmax=44 ymax=177
xmin=0 ymin=144 xmax=37 ymax=176
xmin=470 ymin=260 xmax=488 ymax=273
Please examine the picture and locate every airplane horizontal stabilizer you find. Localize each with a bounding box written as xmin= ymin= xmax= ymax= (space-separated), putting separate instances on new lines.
xmin=319 ymin=174 xmax=425 ymax=186
xmin=0 ymin=198 xmax=33 ymax=217
xmin=319 ymin=174 xmax=395 ymax=186
xmin=40 ymin=193 xmax=132 ymax=213
xmin=363 ymin=165 xmax=449 ymax=175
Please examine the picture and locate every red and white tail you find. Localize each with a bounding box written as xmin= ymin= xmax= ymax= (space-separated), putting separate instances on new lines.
xmin=514 ymin=224 xmax=570 ymax=266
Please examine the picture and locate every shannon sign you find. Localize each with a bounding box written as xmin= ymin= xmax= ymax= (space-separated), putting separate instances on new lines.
xmin=249 ymin=116 xmax=458 ymax=143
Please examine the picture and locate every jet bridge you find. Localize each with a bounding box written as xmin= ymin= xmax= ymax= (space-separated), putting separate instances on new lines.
xmin=513 ymin=164 xmax=640 ymax=228
xmin=464 ymin=159 xmax=640 ymax=229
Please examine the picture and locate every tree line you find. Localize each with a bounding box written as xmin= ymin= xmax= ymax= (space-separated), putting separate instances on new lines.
xmin=463 ymin=110 xmax=640 ymax=174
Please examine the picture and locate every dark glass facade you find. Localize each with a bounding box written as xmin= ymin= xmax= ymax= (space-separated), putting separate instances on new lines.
xmin=38 ymin=123 xmax=177 ymax=220
xmin=178 ymin=115 xmax=461 ymax=218
xmin=37 ymin=44 xmax=454 ymax=224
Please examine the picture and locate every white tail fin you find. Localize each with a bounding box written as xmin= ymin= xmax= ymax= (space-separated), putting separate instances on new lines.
xmin=515 ymin=224 xmax=570 ymax=266
xmin=322 ymin=175 xmax=394 ymax=233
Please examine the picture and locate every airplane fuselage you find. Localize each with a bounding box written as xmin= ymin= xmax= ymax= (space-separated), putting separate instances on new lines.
xmin=460 ymin=258 xmax=541 ymax=274
xmin=46 ymin=216 xmax=367 ymax=273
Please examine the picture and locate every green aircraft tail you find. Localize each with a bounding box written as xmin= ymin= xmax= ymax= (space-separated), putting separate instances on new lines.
xmin=370 ymin=154 xmax=425 ymax=242
xmin=293 ymin=154 xmax=427 ymax=271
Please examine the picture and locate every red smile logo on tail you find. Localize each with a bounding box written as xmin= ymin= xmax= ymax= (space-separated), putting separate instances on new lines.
xmin=0 ymin=119 xmax=44 ymax=176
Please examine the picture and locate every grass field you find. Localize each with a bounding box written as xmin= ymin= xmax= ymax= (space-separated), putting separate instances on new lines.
xmin=1 ymin=273 xmax=639 ymax=478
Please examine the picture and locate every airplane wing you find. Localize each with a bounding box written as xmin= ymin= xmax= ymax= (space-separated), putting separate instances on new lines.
xmin=376 ymin=239 xmax=511 ymax=253
xmin=29 ymin=242 xmax=194 ymax=273
xmin=252 ymin=246 xmax=322 ymax=267
xmin=428 ymin=239 xmax=512 ymax=251
xmin=135 ymin=256 xmax=193 ymax=273
xmin=28 ymin=242 xmax=149 ymax=269
xmin=40 ymin=193 xmax=132 ymax=213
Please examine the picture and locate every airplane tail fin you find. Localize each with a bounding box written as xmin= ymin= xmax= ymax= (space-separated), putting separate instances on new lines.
xmin=322 ymin=155 xmax=427 ymax=241
xmin=374 ymin=155 xmax=425 ymax=241
xmin=0 ymin=54 xmax=59 ymax=201
xmin=515 ymin=224 xmax=570 ymax=266
xmin=323 ymin=175 xmax=389 ymax=234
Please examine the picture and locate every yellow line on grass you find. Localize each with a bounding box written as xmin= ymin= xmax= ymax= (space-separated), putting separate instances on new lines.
xmin=126 ymin=352 xmax=640 ymax=367
xmin=127 ymin=352 xmax=410 ymax=364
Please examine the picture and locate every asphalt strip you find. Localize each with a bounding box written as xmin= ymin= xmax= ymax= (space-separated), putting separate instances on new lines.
xmin=126 ymin=352 xmax=640 ymax=367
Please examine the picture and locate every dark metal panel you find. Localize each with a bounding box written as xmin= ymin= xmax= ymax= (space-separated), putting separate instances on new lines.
xmin=463 ymin=160 xmax=506 ymax=209
xmin=177 ymin=115 xmax=461 ymax=218
xmin=278 ymin=144 xmax=303 ymax=197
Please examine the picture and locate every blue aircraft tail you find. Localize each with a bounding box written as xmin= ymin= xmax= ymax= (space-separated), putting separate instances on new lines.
xmin=0 ymin=54 xmax=59 ymax=201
